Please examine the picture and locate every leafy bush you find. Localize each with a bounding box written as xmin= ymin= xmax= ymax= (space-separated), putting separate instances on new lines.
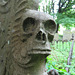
xmin=46 ymin=41 xmax=75 ymax=75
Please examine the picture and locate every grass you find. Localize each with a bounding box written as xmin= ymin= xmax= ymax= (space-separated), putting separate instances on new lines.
xmin=46 ymin=41 xmax=75 ymax=75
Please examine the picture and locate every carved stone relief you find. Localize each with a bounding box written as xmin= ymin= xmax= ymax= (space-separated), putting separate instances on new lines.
xmin=0 ymin=0 xmax=10 ymax=13
xmin=9 ymin=9 xmax=56 ymax=75
xmin=0 ymin=0 xmax=56 ymax=75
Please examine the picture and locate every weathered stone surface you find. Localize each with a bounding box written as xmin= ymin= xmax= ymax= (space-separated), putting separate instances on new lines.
xmin=0 ymin=0 xmax=56 ymax=75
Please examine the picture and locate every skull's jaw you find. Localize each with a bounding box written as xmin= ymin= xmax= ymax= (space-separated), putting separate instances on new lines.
xmin=28 ymin=41 xmax=51 ymax=55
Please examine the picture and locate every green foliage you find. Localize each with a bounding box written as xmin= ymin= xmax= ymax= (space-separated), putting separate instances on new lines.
xmin=39 ymin=0 xmax=75 ymax=30
xmin=56 ymin=0 xmax=75 ymax=29
xmin=65 ymin=9 xmax=75 ymax=18
xmin=46 ymin=56 xmax=69 ymax=75
xmin=46 ymin=41 xmax=75 ymax=75
xmin=56 ymin=9 xmax=75 ymax=29
xmin=39 ymin=0 xmax=54 ymax=14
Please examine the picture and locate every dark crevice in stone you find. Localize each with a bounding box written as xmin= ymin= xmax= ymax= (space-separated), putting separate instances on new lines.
xmin=1 ymin=42 xmax=7 ymax=49
xmin=36 ymin=31 xmax=46 ymax=41
xmin=22 ymin=39 xmax=26 ymax=42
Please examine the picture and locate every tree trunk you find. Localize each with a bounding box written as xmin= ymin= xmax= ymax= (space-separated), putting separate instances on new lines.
xmin=56 ymin=24 xmax=59 ymax=33
xmin=65 ymin=34 xmax=74 ymax=72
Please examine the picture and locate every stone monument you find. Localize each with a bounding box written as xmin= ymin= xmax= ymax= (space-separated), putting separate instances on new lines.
xmin=0 ymin=0 xmax=56 ymax=75
xmin=54 ymin=33 xmax=59 ymax=41
xmin=63 ymin=30 xmax=72 ymax=41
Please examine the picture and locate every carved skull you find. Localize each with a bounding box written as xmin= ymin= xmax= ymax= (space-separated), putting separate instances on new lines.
xmin=13 ymin=9 xmax=56 ymax=68
xmin=21 ymin=9 xmax=56 ymax=55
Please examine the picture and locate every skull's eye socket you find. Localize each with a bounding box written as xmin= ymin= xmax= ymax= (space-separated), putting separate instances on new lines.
xmin=23 ymin=17 xmax=36 ymax=33
xmin=44 ymin=20 xmax=56 ymax=34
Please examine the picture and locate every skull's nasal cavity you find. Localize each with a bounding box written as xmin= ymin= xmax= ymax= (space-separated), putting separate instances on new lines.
xmin=36 ymin=31 xmax=46 ymax=41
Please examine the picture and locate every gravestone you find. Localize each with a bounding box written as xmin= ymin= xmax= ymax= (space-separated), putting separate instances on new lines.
xmin=0 ymin=0 xmax=56 ymax=75
xmin=54 ymin=33 xmax=59 ymax=41
xmin=63 ymin=30 xmax=72 ymax=41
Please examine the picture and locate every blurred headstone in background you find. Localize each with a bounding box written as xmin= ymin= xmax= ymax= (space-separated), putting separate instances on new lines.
xmin=63 ymin=30 xmax=72 ymax=41
xmin=54 ymin=33 xmax=59 ymax=41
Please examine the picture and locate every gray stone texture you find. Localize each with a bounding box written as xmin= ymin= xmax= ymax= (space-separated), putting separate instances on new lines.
xmin=0 ymin=0 xmax=56 ymax=75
